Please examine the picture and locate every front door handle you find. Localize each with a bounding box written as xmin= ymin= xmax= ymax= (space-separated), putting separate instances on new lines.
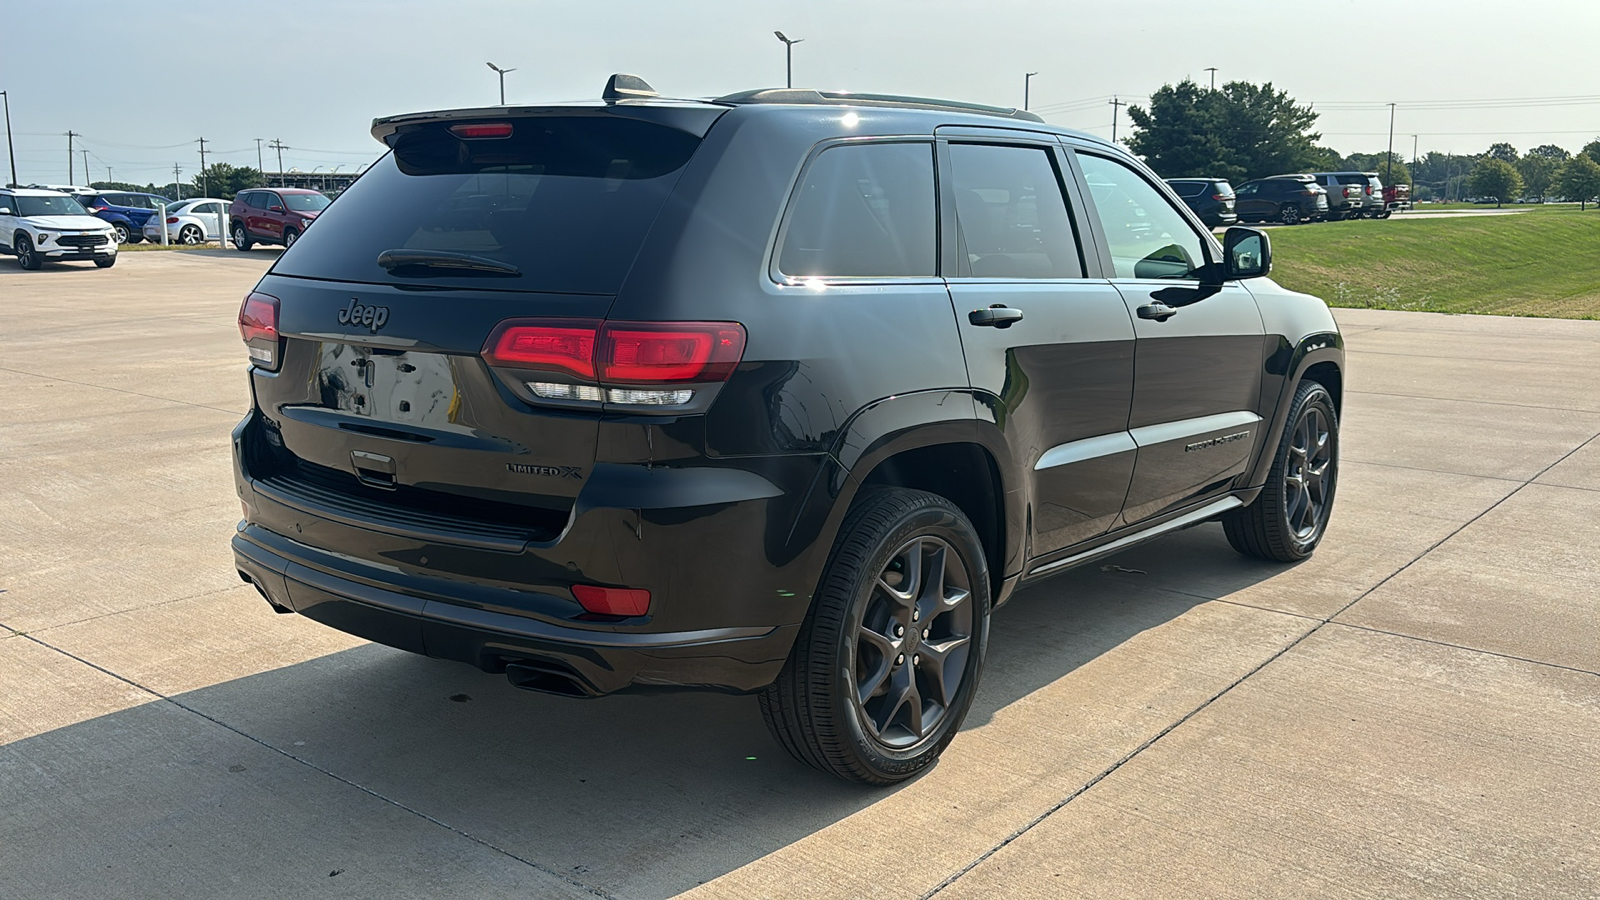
xmin=1137 ymin=301 xmax=1178 ymax=322
xmin=969 ymin=305 xmax=1024 ymax=328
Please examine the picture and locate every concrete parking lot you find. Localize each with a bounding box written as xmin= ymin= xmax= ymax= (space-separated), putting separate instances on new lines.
xmin=3 ymin=250 xmax=1598 ymax=899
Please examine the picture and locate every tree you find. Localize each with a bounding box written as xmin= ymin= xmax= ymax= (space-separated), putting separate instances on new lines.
xmin=1517 ymin=154 xmax=1560 ymax=201
xmin=1341 ymin=151 xmax=1412 ymax=187
xmin=1486 ymin=142 xmax=1519 ymax=163
xmin=1528 ymin=144 xmax=1570 ymax=162
xmin=1584 ymin=139 xmax=1600 ymax=166
xmin=194 ymin=162 xmax=263 ymax=200
xmin=1468 ymin=158 xmax=1523 ymax=207
xmin=1126 ymin=79 xmax=1323 ymax=182
xmin=1555 ymin=155 xmax=1600 ymax=210
xmin=1124 ymin=80 xmax=1233 ymax=179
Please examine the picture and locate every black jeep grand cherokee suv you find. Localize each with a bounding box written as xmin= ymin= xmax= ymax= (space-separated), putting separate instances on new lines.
xmin=232 ymin=76 xmax=1343 ymax=784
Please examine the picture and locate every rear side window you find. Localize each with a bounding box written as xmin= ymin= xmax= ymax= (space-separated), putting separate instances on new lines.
xmin=948 ymin=143 xmax=1083 ymax=278
xmin=777 ymin=142 xmax=936 ymax=279
xmin=1210 ymin=181 xmax=1235 ymax=198
xmin=274 ymin=116 xmax=703 ymax=294
xmin=244 ymin=192 xmax=266 ymax=209
xmin=1168 ymin=181 xmax=1205 ymax=198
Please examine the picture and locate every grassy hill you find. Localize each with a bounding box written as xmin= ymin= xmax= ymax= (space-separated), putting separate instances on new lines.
xmin=1266 ymin=206 xmax=1600 ymax=319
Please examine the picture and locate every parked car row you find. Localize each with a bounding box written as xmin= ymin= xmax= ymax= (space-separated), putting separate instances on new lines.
xmin=3 ymin=181 xmax=333 ymax=268
xmin=1166 ymin=171 xmax=1404 ymax=226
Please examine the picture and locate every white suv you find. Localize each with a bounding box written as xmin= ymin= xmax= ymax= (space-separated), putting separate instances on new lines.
xmin=0 ymin=188 xmax=120 ymax=269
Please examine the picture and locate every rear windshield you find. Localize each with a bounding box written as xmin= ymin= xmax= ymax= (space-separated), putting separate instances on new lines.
xmin=1335 ymin=174 xmax=1366 ymax=185
xmin=272 ymin=116 xmax=702 ymax=294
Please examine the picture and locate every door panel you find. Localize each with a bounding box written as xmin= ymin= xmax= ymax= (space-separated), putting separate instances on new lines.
xmin=1071 ymin=150 xmax=1267 ymax=526
xmin=940 ymin=138 xmax=1137 ymax=558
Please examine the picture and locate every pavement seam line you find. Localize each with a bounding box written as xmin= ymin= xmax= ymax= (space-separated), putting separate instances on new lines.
xmin=10 ymin=630 xmax=619 ymax=900
xmin=0 ymin=365 xmax=244 ymax=416
xmin=21 ymin=583 xmax=246 ymax=635
xmin=922 ymin=425 xmax=1600 ymax=899
xmin=1345 ymin=388 xmax=1599 ymax=415
xmin=1324 ymin=621 xmax=1600 ymax=679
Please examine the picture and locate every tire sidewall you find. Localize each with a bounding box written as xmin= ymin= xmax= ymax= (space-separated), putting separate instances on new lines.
xmin=825 ymin=503 xmax=991 ymax=780
xmin=16 ymin=236 xmax=39 ymax=270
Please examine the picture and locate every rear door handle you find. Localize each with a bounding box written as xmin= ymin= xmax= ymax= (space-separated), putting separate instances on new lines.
xmin=969 ymin=305 xmax=1024 ymax=328
xmin=1137 ymin=301 xmax=1178 ymax=322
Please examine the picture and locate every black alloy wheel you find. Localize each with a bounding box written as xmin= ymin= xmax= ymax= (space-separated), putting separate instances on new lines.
xmin=15 ymin=235 xmax=42 ymax=270
xmin=760 ymin=488 xmax=991 ymax=784
xmin=1279 ymin=204 xmax=1301 ymax=225
xmin=179 ymin=224 xmax=203 ymax=245
xmin=1223 ymin=380 xmax=1339 ymax=561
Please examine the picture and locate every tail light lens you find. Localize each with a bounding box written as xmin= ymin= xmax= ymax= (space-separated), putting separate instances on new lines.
xmin=238 ymin=291 xmax=282 ymax=371
xmin=166 ymin=216 xmax=179 ymax=224
xmin=1365 ymin=185 xmax=1374 ymax=195
xmin=482 ymin=319 xmax=747 ymax=407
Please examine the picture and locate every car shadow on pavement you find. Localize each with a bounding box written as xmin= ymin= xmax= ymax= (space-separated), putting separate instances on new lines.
xmin=4 ymin=523 xmax=1291 ymax=898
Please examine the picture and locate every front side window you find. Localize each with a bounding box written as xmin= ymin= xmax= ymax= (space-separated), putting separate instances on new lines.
xmin=778 ymin=141 xmax=936 ymax=278
xmin=1077 ymin=153 xmax=1208 ymax=280
xmin=1236 ymin=182 xmax=1259 ymax=196
xmin=948 ymin=143 xmax=1083 ymax=278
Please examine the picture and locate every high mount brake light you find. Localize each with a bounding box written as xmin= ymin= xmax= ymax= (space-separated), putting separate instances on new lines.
xmin=238 ymin=291 xmax=282 ymax=371
xmin=450 ymin=122 xmax=514 ymax=139
xmin=482 ymin=320 xmax=747 ymax=404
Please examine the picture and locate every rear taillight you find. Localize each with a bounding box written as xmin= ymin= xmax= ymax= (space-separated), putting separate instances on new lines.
xmin=91 ymin=206 xmax=108 ymax=212
xmin=1365 ymin=185 xmax=1375 ymax=195
xmin=238 ymin=291 xmax=282 ymax=371
xmin=482 ymin=319 xmax=747 ymax=408
xmin=166 ymin=216 xmax=179 ymax=224
xmin=572 ymin=584 xmax=650 ymax=617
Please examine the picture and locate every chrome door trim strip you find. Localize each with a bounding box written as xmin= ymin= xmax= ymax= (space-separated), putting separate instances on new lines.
xmin=1034 ymin=431 xmax=1138 ymax=470
xmin=1129 ymin=410 xmax=1261 ymax=448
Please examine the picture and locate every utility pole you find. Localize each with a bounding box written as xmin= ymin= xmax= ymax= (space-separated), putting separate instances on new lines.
xmin=268 ymin=139 xmax=288 ymax=187
xmin=197 ymin=137 xmax=209 ymax=197
xmin=106 ymin=166 xmax=112 ymax=185
xmin=1109 ymin=96 xmax=1124 ymax=143
xmin=66 ymin=130 xmax=78 ymax=184
xmin=1411 ymin=135 xmax=1419 ymax=166
xmin=1 ymin=91 xmax=16 ymax=188
xmin=1024 ymin=72 xmax=1038 ymax=111
xmin=81 ymin=149 xmax=90 ymax=187
xmin=255 ymin=138 xmax=265 ymax=178
xmin=1204 ymin=67 xmax=1218 ymax=91
xmin=774 ymin=32 xmax=802 ymax=88
xmin=1385 ymin=102 xmax=1396 ymax=186
xmin=173 ymin=163 xmax=183 ymax=200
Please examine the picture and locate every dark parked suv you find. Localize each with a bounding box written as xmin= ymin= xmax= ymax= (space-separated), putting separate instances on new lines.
xmin=1234 ymin=175 xmax=1329 ymax=224
xmin=1164 ymin=177 xmax=1237 ymax=227
xmin=231 ymin=76 xmax=1344 ymax=784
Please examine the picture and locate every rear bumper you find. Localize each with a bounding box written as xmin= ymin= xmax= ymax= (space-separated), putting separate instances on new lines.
xmin=234 ymin=528 xmax=797 ymax=695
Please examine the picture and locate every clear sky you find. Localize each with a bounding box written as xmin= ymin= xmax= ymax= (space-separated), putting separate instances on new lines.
xmin=3 ymin=0 xmax=1596 ymax=186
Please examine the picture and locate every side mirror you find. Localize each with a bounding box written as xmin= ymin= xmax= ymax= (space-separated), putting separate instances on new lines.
xmin=0 ymin=207 xmax=11 ymax=216
xmin=269 ymin=205 xmax=285 ymax=213
xmin=1223 ymin=226 xmax=1272 ymax=279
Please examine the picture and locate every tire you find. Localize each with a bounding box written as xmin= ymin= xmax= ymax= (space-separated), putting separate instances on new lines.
xmin=95 ymin=256 xmax=116 ymax=268
xmin=1279 ymin=204 xmax=1300 ymax=225
xmin=179 ymin=225 xmax=203 ymax=245
xmin=283 ymin=228 xmax=298 ymax=249
xmin=1378 ymin=210 xmax=1392 ymax=219
xmin=112 ymin=223 xmax=130 ymax=245
xmin=127 ymin=233 xmax=144 ymax=245
xmin=232 ymin=223 xmax=253 ymax=251
xmin=759 ymin=488 xmax=991 ymax=784
xmin=1223 ymin=380 xmax=1339 ymax=562
xmin=15 ymin=235 xmax=42 ymax=270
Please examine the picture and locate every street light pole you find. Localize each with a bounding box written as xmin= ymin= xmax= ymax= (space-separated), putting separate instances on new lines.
xmin=486 ymin=62 xmax=517 ymax=105
xmin=1385 ymin=102 xmax=1396 ymax=186
xmin=1 ymin=91 xmax=16 ymax=188
xmin=255 ymin=138 xmax=265 ymax=178
xmin=81 ymin=149 xmax=90 ymax=187
xmin=1024 ymin=72 xmax=1038 ymax=111
xmin=774 ymin=32 xmax=803 ymax=88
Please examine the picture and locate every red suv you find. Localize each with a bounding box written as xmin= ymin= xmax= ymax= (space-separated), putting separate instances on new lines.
xmin=229 ymin=188 xmax=331 ymax=250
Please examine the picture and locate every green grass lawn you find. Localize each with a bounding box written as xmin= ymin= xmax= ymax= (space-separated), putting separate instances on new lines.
xmin=1268 ymin=204 xmax=1600 ymax=319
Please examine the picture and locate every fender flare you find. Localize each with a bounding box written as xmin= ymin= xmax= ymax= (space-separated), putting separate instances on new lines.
xmin=1245 ymin=331 xmax=1344 ymax=488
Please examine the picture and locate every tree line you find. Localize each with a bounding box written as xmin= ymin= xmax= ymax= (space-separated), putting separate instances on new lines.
xmin=88 ymin=163 xmax=265 ymax=201
xmin=1127 ymin=80 xmax=1600 ymax=208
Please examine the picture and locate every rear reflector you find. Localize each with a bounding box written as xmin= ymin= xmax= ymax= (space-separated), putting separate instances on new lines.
xmin=238 ymin=291 xmax=282 ymax=371
xmin=450 ymin=122 xmax=514 ymax=139
xmin=571 ymin=585 xmax=650 ymax=617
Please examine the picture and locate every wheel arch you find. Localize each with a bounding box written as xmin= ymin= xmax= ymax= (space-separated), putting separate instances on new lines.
xmin=1245 ymin=333 xmax=1344 ymax=488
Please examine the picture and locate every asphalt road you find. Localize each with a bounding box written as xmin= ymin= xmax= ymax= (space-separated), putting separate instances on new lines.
xmin=3 ymin=249 xmax=1598 ymax=899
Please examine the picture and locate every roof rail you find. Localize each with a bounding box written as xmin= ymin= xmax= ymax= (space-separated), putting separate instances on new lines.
xmin=714 ymin=88 xmax=1044 ymax=123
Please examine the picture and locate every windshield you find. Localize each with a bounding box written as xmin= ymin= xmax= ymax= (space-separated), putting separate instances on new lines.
xmin=14 ymin=195 xmax=97 ymax=217
xmin=282 ymin=193 xmax=331 ymax=212
xmin=273 ymin=116 xmax=704 ymax=293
